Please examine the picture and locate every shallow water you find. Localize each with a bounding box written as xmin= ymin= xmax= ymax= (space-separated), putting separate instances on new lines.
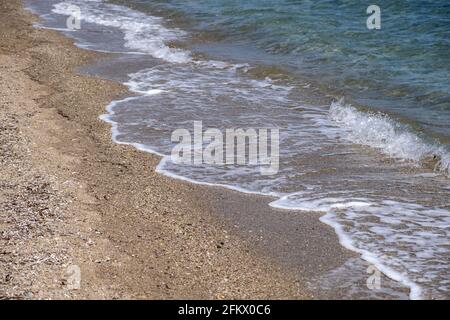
xmin=124 ymin=0 xmax=450 ymax=139
xmin=26 ymin=0 xmax=450 ymax=299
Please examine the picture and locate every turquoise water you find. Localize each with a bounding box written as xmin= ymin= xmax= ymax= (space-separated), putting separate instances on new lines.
xmin=127 ymin=0 xmax=450 ymax=140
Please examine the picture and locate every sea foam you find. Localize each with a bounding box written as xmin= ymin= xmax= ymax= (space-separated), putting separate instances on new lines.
xmin=52 ymin=0 xmax=191 ymax=63
xmin=329 ymin=99 xmax=450 ymax=177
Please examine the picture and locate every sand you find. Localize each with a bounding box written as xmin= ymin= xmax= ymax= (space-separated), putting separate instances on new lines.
xmin=0 ymin=0 xmax=352 ymax=299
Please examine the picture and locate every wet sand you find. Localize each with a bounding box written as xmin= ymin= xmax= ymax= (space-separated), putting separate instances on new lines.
xmin=0 ymin=0 xmax=354 ymax=299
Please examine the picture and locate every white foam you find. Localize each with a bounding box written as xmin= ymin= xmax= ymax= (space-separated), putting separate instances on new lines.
xmin=99 ymin=96 xmax=165 ymax=156
xmin=146 ymin=89 xmax=165 ymax=95
xmin=319 ymin=212 xmax=424 ymax=300
xmin=52 ymin=1 xmax=191 ymax=63
xmin=329 ymin=99 xmax=450 ymax=177
xmin=271 ymin=195 xmax=425 ymax=298
xmin=271 ymin=193 xmax=450 ymax=299
xmin=99 ymin=94 xmax=280 ymax=198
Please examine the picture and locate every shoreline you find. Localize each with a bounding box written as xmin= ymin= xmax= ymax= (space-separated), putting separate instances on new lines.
xmin=0 ymin=0 xmax=398 ymax=299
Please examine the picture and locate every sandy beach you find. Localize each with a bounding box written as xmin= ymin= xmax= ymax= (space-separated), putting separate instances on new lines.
xmin=0 ymin=0 xmax=361 ymax=299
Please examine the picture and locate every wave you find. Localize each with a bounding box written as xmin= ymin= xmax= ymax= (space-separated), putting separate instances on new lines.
xmin=329 ymin=99 xmax=450 ymax=177
xmin=52 ymin=0 xmax=191 ymax=63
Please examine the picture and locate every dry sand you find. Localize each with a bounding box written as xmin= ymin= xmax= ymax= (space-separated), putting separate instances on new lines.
xmin=0 ymin=0 xmax=352 ymax=299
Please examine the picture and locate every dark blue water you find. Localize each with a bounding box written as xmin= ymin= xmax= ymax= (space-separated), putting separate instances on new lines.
xmin=126 ymin=0 xmax=450 ymax=140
